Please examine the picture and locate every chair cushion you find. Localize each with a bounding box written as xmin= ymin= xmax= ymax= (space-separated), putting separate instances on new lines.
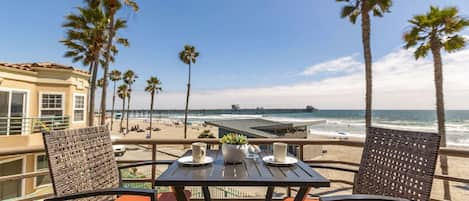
xmin=283 ymin=197 xmax=319 ymax=201
xmin=116 ymin=190 xmax=191 ymax=201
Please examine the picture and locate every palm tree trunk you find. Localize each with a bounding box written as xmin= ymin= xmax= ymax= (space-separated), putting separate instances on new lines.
xmin=89 ymin=55 xmax=100 ymax=126
xmin=183 ymin=63 xmax=191 ymax=139
xmin=126 ymin=86 xmax=132 ymax=134
xmin=361 ymin=0 xmax=373 ymax=134
xmin=149 ymin=91 xmax=154 ymax=138
xmin=87 ymin=62 xmax=94 ymax=126
xmin=111 ymin=81 xmax=117 ymax=130
xmin=100 ymin=6 xmax=116 ymax=126
xmin=431 ymin=38 xmax=451 ymax=201
xmin=120 ymin=97 xmax=126 ymax=133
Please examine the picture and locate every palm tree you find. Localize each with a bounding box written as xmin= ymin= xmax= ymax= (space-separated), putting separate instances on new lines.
xmin=123 ymin=70 xmax=138 ymax=133
xmin=179 ymin=45 xmax=200 ymax=139
xmin=61 ymin=3 xmax=108 ymax=126
xmin=110 ymin=70 xmax=122 ymax=130
xmin=145 ymin=76 xmax=162 ymax=138
xmin=337 ymin=0 xmax=392 ymax=133
xmin=404 ymin=7 xmax=468 ymax=200
xmin=94 ymin=0 xmax=138 ymax=125
xmin=403 ymin=6 xmax=468 ymax=200
xmin=117 ymin=84 xmax=130 ymax=133
xmin=97 ymin=77 xmax=105 ymax=124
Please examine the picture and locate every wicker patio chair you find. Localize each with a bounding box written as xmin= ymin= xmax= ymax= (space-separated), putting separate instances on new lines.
xmin=42 ymin=126 xmax=191 ymax=201
xmin=284 ymin=127 xmax=440 ymax=201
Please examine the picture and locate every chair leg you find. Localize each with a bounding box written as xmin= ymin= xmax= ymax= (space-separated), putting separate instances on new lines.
xmin=173 ymin=186 xmax=188 ymax=201
xmin=202 ymin=186 xmax=211 ymax=201
xmin=266 ymin=187 xmax=274 ymax=201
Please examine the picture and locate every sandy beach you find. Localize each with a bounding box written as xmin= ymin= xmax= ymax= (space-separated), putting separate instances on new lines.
xmin=107 ymin=117 xmax=469 ymax=200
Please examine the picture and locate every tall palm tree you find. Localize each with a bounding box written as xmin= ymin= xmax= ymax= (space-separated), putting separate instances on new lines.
xmin=61 ymin=3 xmax=108 ymax=126
xmin=337 ymin=0 xmax=392 ymax=133
xmin=123 ymin=70 xmax=138 ymax=133
xmin=110 ymin=70 xmax=122 ymax=130
xmin=145 ymin=76 xmax=162 ymax=138
xmin=97 ymin=77 xmax=105 ymax=124
xmin=179 ymin=45 xmax=200 ymax=139
xmin=403 ymin=6 xmax=468 ymax=200
xmin=117 ymin=84 xmax=129 ymax=133
xmin=94 ymin=0 xmax=138 ymax=125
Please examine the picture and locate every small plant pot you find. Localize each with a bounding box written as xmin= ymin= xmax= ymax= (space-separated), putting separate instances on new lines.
xmin=222 ymin=144 xmax=248 ymax=164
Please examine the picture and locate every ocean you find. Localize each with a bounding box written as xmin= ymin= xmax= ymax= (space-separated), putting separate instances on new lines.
xmin=125 ymin=109 xmax=469 ymax=147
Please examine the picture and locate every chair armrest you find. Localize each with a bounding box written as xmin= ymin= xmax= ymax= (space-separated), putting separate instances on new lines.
xmin=118 ymin=160 xmax=174 ymax=169
xmin=45 ymin=188 xmax=156 ymax=201
xmin=309 ymin=164 xmax=359 ymax=173
xmin=320 ymin=194 xmax=409 ymax=201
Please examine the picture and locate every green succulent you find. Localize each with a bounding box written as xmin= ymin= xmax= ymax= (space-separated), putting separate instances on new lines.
xmin=198 ymin=130 xmax=216 ymax=139
xmin=219 ymin=133 xmax=248 ymax=145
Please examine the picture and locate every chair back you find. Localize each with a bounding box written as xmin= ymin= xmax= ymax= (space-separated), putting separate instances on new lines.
xmin=354 ymin=127 xmax=440 ymax=201
xmin=42 ymin=126 xmax=120 ymax=200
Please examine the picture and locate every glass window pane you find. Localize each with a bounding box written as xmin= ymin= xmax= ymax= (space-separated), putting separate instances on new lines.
xmin=36 ymin=155 xmax=48 ymax=170
xmin=0 ymin=92 xmax=9 ymax=135
xmin=41 ymin=94 xmax=62 ymax=109
xmin=74 ymin=110 xmax=84 ymax=121
xmin=0 ymin=159 xmax=23 ymax=200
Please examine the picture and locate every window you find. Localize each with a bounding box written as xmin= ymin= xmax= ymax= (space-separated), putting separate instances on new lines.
xmin=0 ymin=158 xmax=23 ymax=200
xmin=0 ymin=89 xmax=27 ymax=136
xmin=40 ymin=93 xmax=63 ymax=117
xmin=35 ymin=154 xmax=51 ymax=188
xmin=73 ymin=94 xmax=85 ymax=122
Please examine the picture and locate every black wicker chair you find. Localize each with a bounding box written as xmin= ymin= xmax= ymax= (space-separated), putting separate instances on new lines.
xmin=42 ymin=126 xmax=190 ymax=201
xmin=285 ymin=127 xmax=441 ymax=201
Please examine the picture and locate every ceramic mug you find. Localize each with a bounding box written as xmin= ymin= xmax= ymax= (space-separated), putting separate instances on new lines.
xmin=273 ymin=142 xmax=287 ymax=163
xmin=192 ymin=142 xmax=207 ymax=163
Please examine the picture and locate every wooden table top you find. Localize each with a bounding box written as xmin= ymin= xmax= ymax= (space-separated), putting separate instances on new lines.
xmin=156 ymin=150 xmax=330 ymax=187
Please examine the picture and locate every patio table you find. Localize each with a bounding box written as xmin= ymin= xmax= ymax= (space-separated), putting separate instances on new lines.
xmin=155 ymin=150 xmax=330 ymax=201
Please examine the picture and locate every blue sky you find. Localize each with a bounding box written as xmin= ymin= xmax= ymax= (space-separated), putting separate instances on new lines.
xmin=1 ymin=0 xmax=469 ymax=109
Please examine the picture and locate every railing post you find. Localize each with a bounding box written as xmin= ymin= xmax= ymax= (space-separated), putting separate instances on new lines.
xmin=299 ymin=144 xmax=304 ymax=161
xmin=151 ymin=144 xmax=156 ymax=189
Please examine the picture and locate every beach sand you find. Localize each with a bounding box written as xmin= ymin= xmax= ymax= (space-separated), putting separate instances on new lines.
xmin=107 ymin=118 xmax=469 ymax=200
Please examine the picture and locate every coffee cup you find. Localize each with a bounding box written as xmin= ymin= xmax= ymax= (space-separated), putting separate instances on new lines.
xmin=273 ymin=142 xmax=287 ymax=163
xmin=192 ymin=142 xmax=207 ymax=163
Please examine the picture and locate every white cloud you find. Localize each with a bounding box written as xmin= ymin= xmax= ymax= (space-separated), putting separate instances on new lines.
xmin=105 ymin=48 xmax=469 ymax=110
xmin=301 ymin=54 xmax=361 ymax=76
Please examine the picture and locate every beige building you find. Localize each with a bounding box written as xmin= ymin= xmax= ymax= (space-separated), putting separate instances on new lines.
xmin=0 ymin=62 xmax=90 ymax=200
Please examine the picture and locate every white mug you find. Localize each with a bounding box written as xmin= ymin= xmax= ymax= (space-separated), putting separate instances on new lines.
xmin=192 ymin=142 xmax=207 ymax=163
xmin=273 ymin=142 xmax=287 ymax=163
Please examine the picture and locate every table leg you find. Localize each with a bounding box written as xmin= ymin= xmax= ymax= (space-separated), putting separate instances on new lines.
xmin=265 ymin=187 xmax=274 ymax=201
xmin=293 ymin=186 xmax=310 ymax=201
xmin=202 ymin=186 xmax=211 ymax=201
xmin=173 ymin=186 xmax=188 ymax=201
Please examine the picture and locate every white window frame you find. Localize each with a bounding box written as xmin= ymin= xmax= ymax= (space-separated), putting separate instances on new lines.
xmin=33 ymin=153 xmax=51 ymax=189
xmin=0 ymin=87 xmax=30 ymax=136
xmin=72 ymin=93 xmax=86 ymax=123
xmin=39 ymin=92 xmax=65 ymax=117
xmin=0 ymin=156 xmax=26 ymax=198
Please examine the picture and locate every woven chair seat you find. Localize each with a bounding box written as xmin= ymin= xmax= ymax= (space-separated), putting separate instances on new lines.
xmin=116 ymin=190 xmax=191 ymax=201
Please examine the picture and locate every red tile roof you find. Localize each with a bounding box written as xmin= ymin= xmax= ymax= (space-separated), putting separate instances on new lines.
xmin=0 ymin=62 xmax=90 ymax=74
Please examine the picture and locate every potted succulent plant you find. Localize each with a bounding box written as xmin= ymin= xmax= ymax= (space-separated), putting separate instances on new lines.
xmin=220 ymin=133 xmax=248 ymax=164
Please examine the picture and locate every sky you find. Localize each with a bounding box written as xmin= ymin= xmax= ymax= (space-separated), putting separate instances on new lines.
xmin=0 ymin=0 xmax=468 ymax=110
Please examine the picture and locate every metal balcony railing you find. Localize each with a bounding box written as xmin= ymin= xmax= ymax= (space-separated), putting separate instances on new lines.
xmin=0 ymin=116 xmax=70 ymax=135
xmin=0 ymin=138 xmax=468 ymax=201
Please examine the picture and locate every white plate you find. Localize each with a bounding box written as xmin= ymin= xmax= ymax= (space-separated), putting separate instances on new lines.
xmin=262 ymin=155 xmax=298 ymax=166
xmin=177 ymin=156 xmax=214 ymax=166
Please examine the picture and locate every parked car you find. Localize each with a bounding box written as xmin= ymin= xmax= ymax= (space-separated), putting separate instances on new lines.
xmin=110 ymin=136 xmax=126 ymax=156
